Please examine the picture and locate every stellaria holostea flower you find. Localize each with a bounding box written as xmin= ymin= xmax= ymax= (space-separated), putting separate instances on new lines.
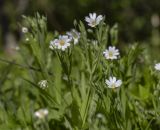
xmin=105 ymin=77 xmax=122 ymax=88
xmin=85 ymin=13 xmax=103 ymax=27
xmin=35 ymin=108 xmax=48 ymax=119
xmin=67 ymin=29 xmax=80 ymax=44
xmin=38 ymin=80 xmax=48 ymax=89
xmin=103 ymin=46 xmax=119 ymax=60
xmin=50 ymin=35 xmax=71 ymax=51
xmin=155 ymin=63 xmax=160 ymax=71
xmin=22 ymin=27 xmax=28 ymax=33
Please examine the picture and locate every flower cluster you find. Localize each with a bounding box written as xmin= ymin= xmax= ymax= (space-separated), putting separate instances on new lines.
xmin=49 ymin=29 xmax=80 ymax=51
xmin=49 ymin=13 xmax=103 ymax=51
xmin=103 ymin=46 xmax=122 ymax=89
xmin=38 ymin=80 xmax=48 ymax=89
xmin=49 ymin=13 xmax=123 ymax=89
xmin=85 ymin=14 xmax=122 ymax=89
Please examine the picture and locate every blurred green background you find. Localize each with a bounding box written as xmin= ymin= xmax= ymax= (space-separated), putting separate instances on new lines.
xmin=0 ymin=0 xmax=160 ymax=52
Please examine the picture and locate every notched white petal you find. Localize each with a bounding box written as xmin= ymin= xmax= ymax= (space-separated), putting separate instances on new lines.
xmin=105 ymin=77 xmax=122 ymax=89
xmin=85 ymin=13 xmax=103 ymax=27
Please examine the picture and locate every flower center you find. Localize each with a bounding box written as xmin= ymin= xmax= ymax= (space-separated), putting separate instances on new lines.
xmin=111 ymin=83 xmax=116 ymax=88
xmin=109 ymin=51 xmax=113 ymax=57
xmin=59 ymin=40 xmax=65 ymax=46
xmin=91 ymin=20 xmax=96 ymax=26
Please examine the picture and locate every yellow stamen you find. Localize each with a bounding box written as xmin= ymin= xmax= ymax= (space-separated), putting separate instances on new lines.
xmin=59 ymin=40 xmax=65 ymax=46
xmin=91 ymin=21 xmax=96 ymax=26
xmin=109 ymin=52 xmax=113 ymax=57
xmin=111 ymin=84 xmax=116 ymax=88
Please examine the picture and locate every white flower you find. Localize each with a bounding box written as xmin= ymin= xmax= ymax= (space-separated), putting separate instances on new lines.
xmin=67 ymin=29 xmax=80 ymax=44
xmin=38 ymin=80 xmax=48 ymax=89
xmin=85 ymin=13 xmax=103 ymax=27
xmin=50 ymin=35 xmax=71 ymax=51
xmin=105 ymin=77 xmax=122 ymax=88
xmin=103 ymin=46 xmax=120 ymax=60
xmin=22 ymin=27 xmax=28 ymax=33
xmin=35 ymin=108 xmax=48 ymax=119
xmin=155 ymin=63 xmax=160 ymax=71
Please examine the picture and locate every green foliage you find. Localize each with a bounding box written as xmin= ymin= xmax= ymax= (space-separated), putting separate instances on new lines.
xmin=0 ymin=12 xmax=160 ymax=130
